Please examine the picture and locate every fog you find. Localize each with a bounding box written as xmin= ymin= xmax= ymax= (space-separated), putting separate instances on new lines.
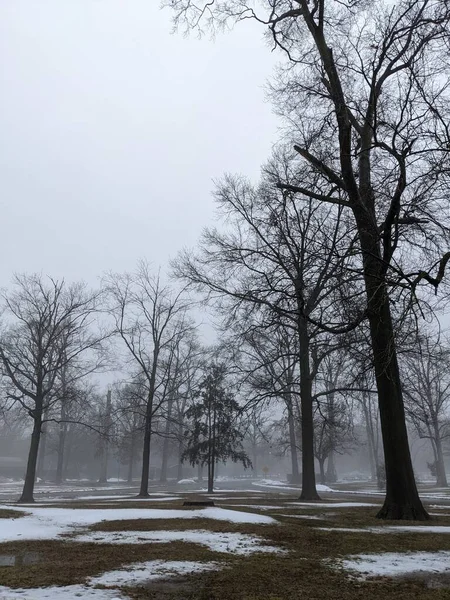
xmin=0 ymin=1 xmax=278 ymax=286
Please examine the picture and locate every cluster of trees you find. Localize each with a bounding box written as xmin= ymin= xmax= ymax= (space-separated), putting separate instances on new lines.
xmin=0 ymin=268 xmax=254 ymax=501
xmin=162 ymin=0 xmax=450 ymax=520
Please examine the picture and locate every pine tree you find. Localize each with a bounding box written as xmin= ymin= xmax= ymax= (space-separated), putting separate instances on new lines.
xmin=183 ymin=363 xmax=251 ymax=492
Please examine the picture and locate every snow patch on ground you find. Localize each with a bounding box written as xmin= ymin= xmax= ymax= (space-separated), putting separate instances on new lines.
xmin=177 ymin=479 xmax=196 ymax=484
xmin=0 ymin=584 xmax=125 ymax=599
xmin=319 ymin=525 xmax=450 ymax=534
xmin=90 ymin=559 xmax=218 ymax=586
xmin=340 ymin=551 xmax=450 ymax=578
xmin=75 ymin=529 xmax=284 ymax=555
xmin=287 ymin=502 xmax=378 ymax=508
xmin=0 ymin=560 xmax=218 ymax=599
xmin=251 ymin=480 xmax=336 ymax=493
xmin=0 ymin=504 xmax=276 ymax=544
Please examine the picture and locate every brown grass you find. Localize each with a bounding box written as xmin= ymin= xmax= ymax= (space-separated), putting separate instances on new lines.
xmin=0 ymin=508 xmax=25 ymax=519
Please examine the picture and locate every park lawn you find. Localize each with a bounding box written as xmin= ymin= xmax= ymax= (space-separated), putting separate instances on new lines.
xmin=1 ymin=500 xmax=450 ymax=598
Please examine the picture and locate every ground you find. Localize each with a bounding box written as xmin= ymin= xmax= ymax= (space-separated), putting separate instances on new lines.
xmin=0 ymin=477 xmax=450 ymax=599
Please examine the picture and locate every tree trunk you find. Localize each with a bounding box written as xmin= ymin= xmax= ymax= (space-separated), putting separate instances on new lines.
xmin=433 ymin=423 xmax=448 ymax=487
xmin=139 ymin=421 xmax=152 ymax=496
xmin=357 ymin=218 xmax=428 ymax=520
xmin=326 ymin=451 xmax=337 ymax=483
xmin=127 ymin=432 xmax=135 ymax=484
xmin=55 ymin=422 xmax=67 ymax=484
xmin=318 ymin=458 xmax=326 ymax=484
xmin=362 ymin=395 xmax=378 ymax=481
xmin=287 ymin=394 xmax=301 ymax=484
xmin=297 ymin=316 xmax=320 ymax=500
xmin=18 ymin=410 xmax=43 ymax=503
xmin=63 ymin=428 xmax=72 ymax=480
xmin=197 ymin=463 xmax=203 ymax=482
xmin=138 ymin=352 xmax=159 ymax=497
xmin=160 ymin=399 xmax=174 ymax=483
xmin=99 ymin=390 xmax=112 ymax=484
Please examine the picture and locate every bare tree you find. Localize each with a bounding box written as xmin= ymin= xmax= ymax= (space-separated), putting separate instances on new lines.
xmin=0 ymin=274 xmax=103 ymax=502
xmin=105 ymin=261 xmax=189 ymax=497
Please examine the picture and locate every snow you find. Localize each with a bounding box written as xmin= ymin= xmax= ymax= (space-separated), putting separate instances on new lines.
xmin=319 ymin=525 xmax=450 ymax=534
xmin=287 ymin=502 xmax=378 ymax=508
xmin=252 ymin=480 xmax=300 ymax=492
xmin=316 ymin=484 xmax=335 ymax=492
xmin=341 ymin=551 xmax=450 ymax=578
xmin=75 ymin=495 xmax=179 ymax=502
xmin=278 ymin=514 xmax=322 ymax=520
xmin=383 ymin=525 xmax=450 ymax=534
xmin=75 ymin=529 xmax=284 ymax=555
xmin=177 ymin=479 xmax=196 ymax=484
xmin=0 ymin=584 xmax=125 ymax=599
xmin=0 ymin=560 xmax=219 ymax=599
xmin=0 ymin=504 xmax=276 ymax=544
xmin=89 ymin=560 xmax=218 ymax=586
xmin=221 ymin=504 xmax=283 ymax=511
xmin=251 ymin=480 xmax=336 ymax=493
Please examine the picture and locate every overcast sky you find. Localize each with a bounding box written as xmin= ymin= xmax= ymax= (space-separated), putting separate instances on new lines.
xmin=0 ymin=1 xmax=279 ymax=289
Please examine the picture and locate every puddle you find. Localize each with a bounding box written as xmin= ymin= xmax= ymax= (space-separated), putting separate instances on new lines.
xmin=0 ymin=552 xmax=41 ymax=567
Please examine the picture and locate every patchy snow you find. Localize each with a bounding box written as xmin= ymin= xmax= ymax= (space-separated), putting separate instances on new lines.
xmin=278 ymin=514 xmax=322 ymax=520
xmin=341 ymin=551 xmax=450 ymax=578
xmin=287 ymin=502 xmax=378 ymax=508
xmin=177 ymin=479 xmax=197 ymax=484
xmin=221 ymin=504 xmax=283 ymax=511
xmin=320 ymin=525 xmax=450 ymax=535
xmin=0 ymin=504 xmax=276 ymax=543
xmin=89 ymin=559 xmax=218 ymax=586
xmin=251 ymin=480 xmax=336 ymax=493
xmin=383 ymin=525 xmax=450 ymax=534
xmin=75 ymin=495 xmax=179 ymax=502
xmin=0 ymin=584 xmax=126 ymax=599
xmin=0 ymin=560 xmax=219 ymax=599
xmin=75 ymin=529 xmax=284 ymax=555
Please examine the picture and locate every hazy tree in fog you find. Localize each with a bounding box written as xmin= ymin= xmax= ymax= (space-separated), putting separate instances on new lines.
xmin=402 ymin=332 xmax=450 ymax=487
xmin=229 ymin=322 xmax=302 ymax=484
xmin=183 ymin=362 xmax=251 ymax=493
xmin=105 ymin=261 xmax=189 ymax=497
xmin=0 ymin=274 xmax=103 ymax=502
xmin=167 ymin=0 xmax=450 ymax=520
xmin=313 ymin=354 xmax=355 ymax=483
xmin=114 ymin=377 xmax=146 ymax=484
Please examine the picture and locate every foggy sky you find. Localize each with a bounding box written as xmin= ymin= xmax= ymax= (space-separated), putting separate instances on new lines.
xmin=0 ymin=1 xmax=278 ymax=288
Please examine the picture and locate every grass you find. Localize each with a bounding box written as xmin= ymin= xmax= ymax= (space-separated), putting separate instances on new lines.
xmin=0 ymin=508 xmax=25 ymax=519
xmin=1 ymin=497 xmax=450 ymax=598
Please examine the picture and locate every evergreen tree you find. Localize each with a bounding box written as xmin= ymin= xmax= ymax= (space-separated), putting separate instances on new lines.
xmin=183 ymin=363 xmax=251 ymax=492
